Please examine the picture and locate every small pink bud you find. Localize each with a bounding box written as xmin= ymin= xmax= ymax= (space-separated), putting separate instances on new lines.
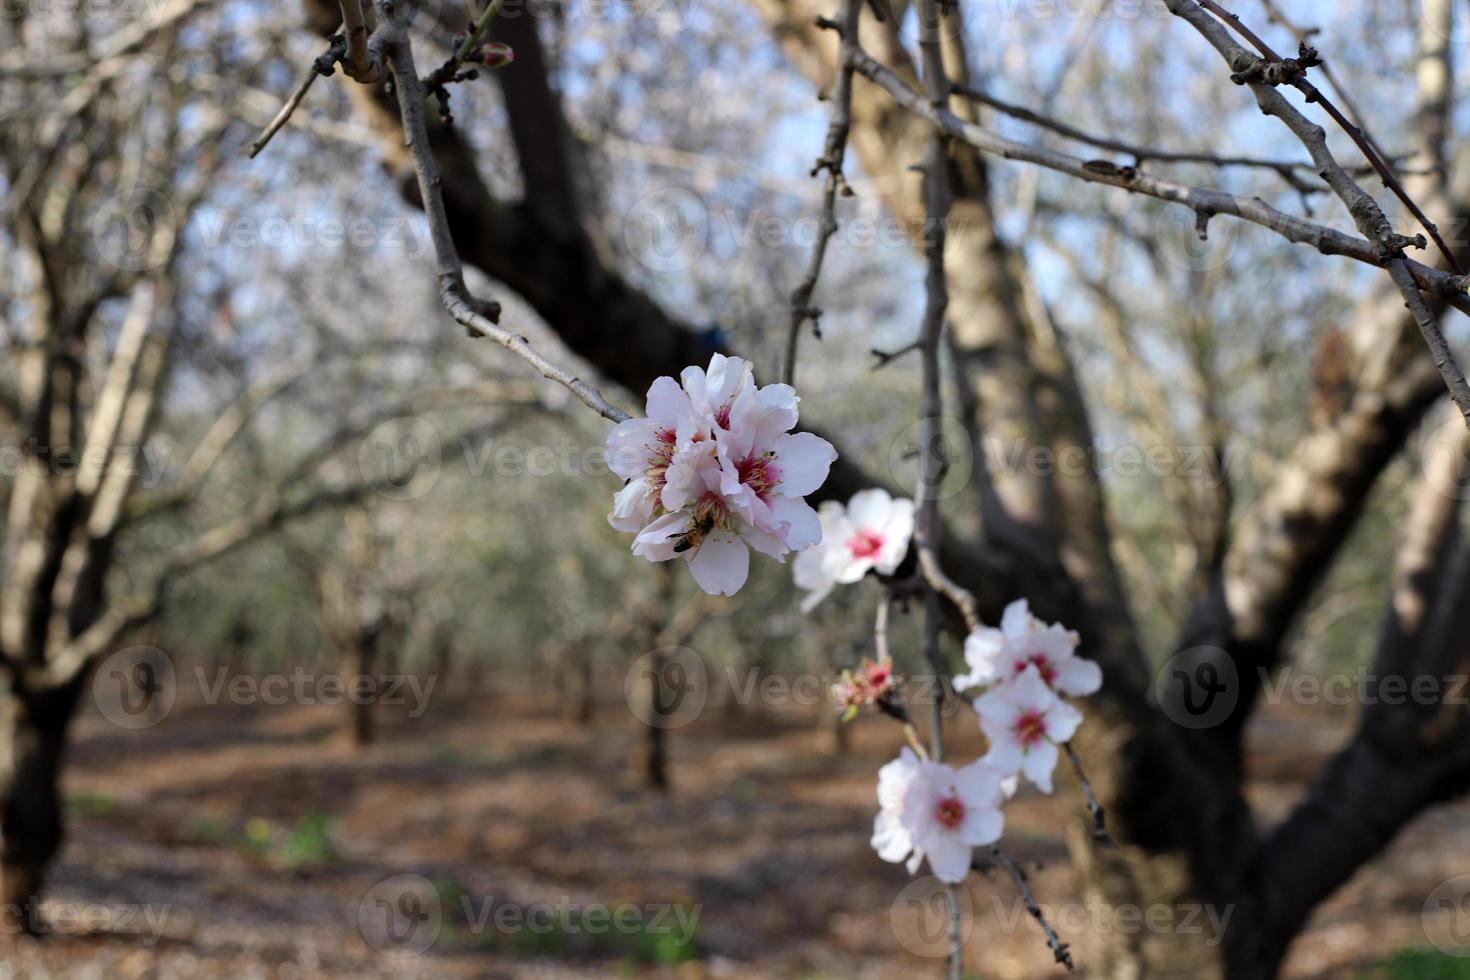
xmin=479 ymin=42 xmax=514 ymax=68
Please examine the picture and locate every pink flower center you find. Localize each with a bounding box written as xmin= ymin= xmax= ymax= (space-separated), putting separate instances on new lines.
xmin=737 ymin=453 xmax=781 ymax=501
xmin=1014 ymin=710 xmax=1047 ymax=747
xmin=645 ymin=428 xmax=677 ymax=502
xmin=1015 ymin=653 xmax=1056 ymax=686
xmin=713 ymin=404 xmax=732 ymax=430
xmin=935 ymin=794 xmax=966 ymax=830
xmin=848 ymin=530 xmax=884 ymax=560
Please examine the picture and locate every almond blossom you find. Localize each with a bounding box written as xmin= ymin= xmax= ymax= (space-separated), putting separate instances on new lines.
xmin=793 ymin=488 xmax=915 ymax=611
xmin=832 ymin=659 xmax=900 ymax=720
xmin=975 ymin=665 xmax=1082 ymax=793
xmin=606 ymin=354 xmax=837 ymax=596
xmin=953 ymin=598 xmax=1101 ymax=698
xmin=871 ymin=748 xmax=1006 ymax=883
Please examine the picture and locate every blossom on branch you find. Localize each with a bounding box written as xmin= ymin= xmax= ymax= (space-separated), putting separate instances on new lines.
xmin=975 ymin=666 xmax=1083 ymax=794
xmin=606 ymin=354 xmax=837 ymax=596
xmin=954 ymin=598 xmax=1101 ymax=698
xmin=871 ymin=748 xmax=1006 ymax=883
xmin=832 ymin=658 xmax=900 ymax=720
xmin=793 ymin=488 xmax=914 ymax=611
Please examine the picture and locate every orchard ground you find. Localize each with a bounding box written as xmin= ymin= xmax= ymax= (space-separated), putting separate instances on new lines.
xmin=13 ymin=670 xmax=1467 ymax=978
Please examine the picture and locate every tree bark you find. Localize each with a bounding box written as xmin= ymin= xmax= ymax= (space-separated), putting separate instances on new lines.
xmin=0 ymin=681 xmax=81 ymax=937
xmin=347 ymin=630 xmax=379 ymax=748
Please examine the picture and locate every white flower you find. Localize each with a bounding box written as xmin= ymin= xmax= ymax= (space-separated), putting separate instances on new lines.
xmin=954 ymin=598 xmax=1101 ymax=698
xmin=607 ymin=354 xmax=837 ymax=596
xmin=793 ymin=488 xmax=915 ymax=611
xmin=870 ymin=748 xmax=1005 ymax=883
xmin=975 ymin=665 xmax=1082 ymax=794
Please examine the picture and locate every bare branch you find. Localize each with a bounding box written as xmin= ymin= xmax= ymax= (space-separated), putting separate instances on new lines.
xmin=785 ymin=0 xmax=862 ymax=385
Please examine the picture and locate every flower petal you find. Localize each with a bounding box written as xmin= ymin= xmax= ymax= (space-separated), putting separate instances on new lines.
xmin=961 ymin=806 xmax=1004 ymax=847
xmin=772 ymin=432 xmax=837 ymax=497
xmin=645 ymin=375 xmax=692 ymax=425
xmin=1000 ymin=599 xmax=1031 ymax=641
xmin=769 ymin=495 xmax=822 ymax=551
xmin=1022 ymin=740 xmax=1059 ymax=794
xmin=872 ymin=809 xmax=913 ymax=863
xmin=608 ymin=479 xmax=654 ymax=533
xmin=846 ymin=488 xmax=893 ymax=529
xmin=687 ymin=533 xmax=749 ymax=596
xmin=1055 ymin=657 xmax=1103 ymax=698
xmin=925 ymin=835 xmax=973 ymax=884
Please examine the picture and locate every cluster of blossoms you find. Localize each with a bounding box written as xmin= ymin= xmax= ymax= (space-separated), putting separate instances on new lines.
xmin=960 ymin=599 xmax=1100 ymax=793
xmin=870 ymin=598 xmax=1100 ymax=882
xmin=793 ymin=488 xmax=915 ymax=611
xmin=606 ymin=355 xmax=837 ymax=596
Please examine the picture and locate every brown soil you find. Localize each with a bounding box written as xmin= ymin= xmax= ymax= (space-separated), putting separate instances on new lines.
xmin=4 ymin=677 xmax=1460 ymax=978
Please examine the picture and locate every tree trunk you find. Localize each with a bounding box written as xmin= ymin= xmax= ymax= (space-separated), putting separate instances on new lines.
xmin=0 ymin=682 xmax=81 ymax=936
xmin=347 ymin=630 xmax=380 ymax=748
xmin=641 ymin=648 xmax=668 ymax=790
xmin=567 ymin=647 xmax=593 ymax=726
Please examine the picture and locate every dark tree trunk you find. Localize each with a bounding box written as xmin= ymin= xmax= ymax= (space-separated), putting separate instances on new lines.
xmin=0 ymin=681 xmax=82 ymax=936
xmin=641 ymin=648 xmax=668 ymax=790
xmin=828 ymin=711 xmax=850 ymax=755
xmin=347 ymin=630 xmax=380 ymax=748
xmin=564 ymin=647 xmax=593 ymax=726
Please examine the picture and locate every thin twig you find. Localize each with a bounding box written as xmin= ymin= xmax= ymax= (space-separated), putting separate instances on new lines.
xmin=948 ymin=81 xmax=1413 ymax=184
xmin=1063 ymin=742 xmax=1116 ymax=847
xmin=911 ymin=3 xmax=965 ymax=977
xmin=870 ymin=341 xmax=922 ymax=369
xmin=427 ymin=0 xmax=507 ymax=88
xmin=247 ymin=38 xmax=336 ymax=158
xmin=1253 ymin=0 xmax=1385 ymax=159
xmin=373 ymin=5 xmax=629 ymax=422
xmin=982 ymin=848 xmax=1075 ymax=971
xmin=338 ymin=0 xmax=378 ymax=81
xmin=875 ymin=591 xmax=893 ymax=665
xmin=785 ymin=0 xmax=862 ymax=385
xmin=843 ymin=44 xmax=1470 ymax=317
xmin=1195 ymin=0 xmax=1461 ymax=274
xmin=1165 ymin=0 xmax=1470 ymax=425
